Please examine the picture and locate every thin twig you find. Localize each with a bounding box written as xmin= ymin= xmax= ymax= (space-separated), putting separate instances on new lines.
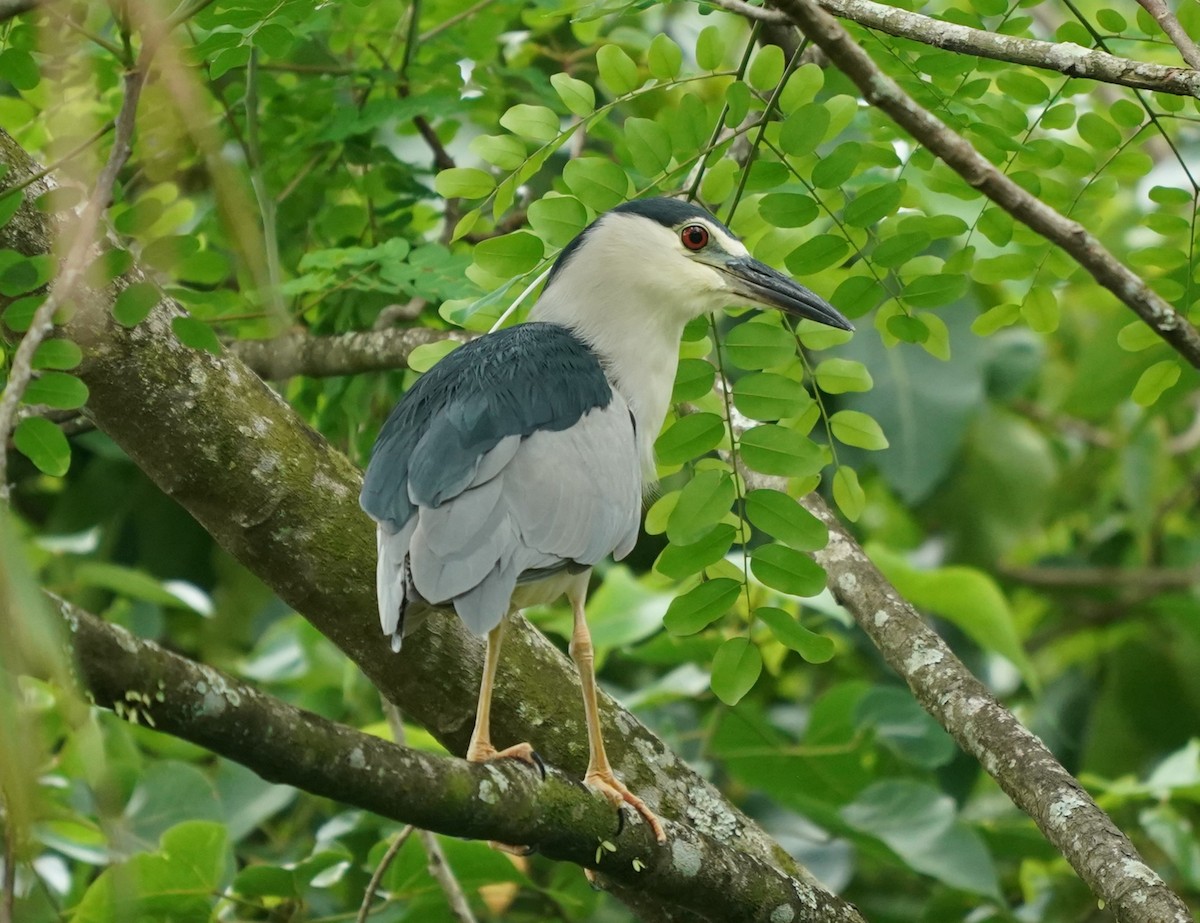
xmin=355 ymin=824 xmax=415 ymax=923
xmin=418 ymin=0 xmax=500 ymax=43
xmin=244 ymin=47 xmax=285 ymax=322
xmin=999 ymin=563 xmax=1200 ymax=592
xmin=1135 ymin=0 xmax=1200 ymax=69
xmin=0 ymin=47 xmax=152 ymax=500
xmin=775 ymin=0 xmax=1200 ymax=369
xmin=384 ymin=704 xmax=479 ymax=923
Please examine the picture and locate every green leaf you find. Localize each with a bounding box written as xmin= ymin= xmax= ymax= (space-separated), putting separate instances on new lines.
xmin=756 ymin=606 xmax=835 ymax=662
xmin=811 ymin=141 xmax=861 ymax=188
xmin=1116 ymin=321 xmax=1161 ymax=353
xmin=23 ymin=372 xmax=89 ymax=410
xmin=1077 ymin=112 xmax=1121 ymax=149
xmin=856 ymin=687 xmax=955 ymax=768
xmin=814 ymin=358 xmax=872 ymax=394
xmin=732 ymin=372 xmax=811 ymax=420
xmin=0 ymin=48 xmax=39 ymax=91
xmin=904 ymin=273 xmax=968 ymax=309
xmin=624 ymin=117 xmax=672 ymax=176
xmin=672 ymin=358 xmax=715 ymax=402
xmin=500 ymin=104 xmax=560 ymax=142
xmin=1132 ymin=359 xmax=1181 ymax=406
xmin=32 ymin=338 xmax=82 ymax=370
xmin=744 ymin=489 xmax=828 ymax=550
xmin=469 ymin=135 xmax=526 ymax=171
xmin=723 ymin=319 xmax=795 ymax=370
xmin=844 ymin=182 xmax=903 ymax=228
xmin=171 ymin=316 xmax=222 ymax=355
xmin=112 ymin=282 xmax=162 ymax=327
xmin=780 ymin=63 xmax=824 ymax=112
xmin=473 ymin=231 xmax=544 ymax=277
xmin=407 ymin=340 xmax=460 ymax=374
xmin=550 ymin=72 xmax=595 ymax=117
xmin=655 ymin=413 xmax=724 ymax=466
xmin=740 ymin=425 xmax=824 ymax=478
xmin=778 ymin=103 xmax=829 ymax=158
xmin=759 ymin=192 xmax=819 ymax=229
xmin=750 ymin=543 xmax=827 ymax=597
xmin=0 ymin=192 xmax=21 ymax=228
xmin=748 ymin=45 xmax=785 ymax=91
xmin=662 ymin=578 xmax=741 ymax=635
xmin=1096 ymin=8 xmax=1127 ymax=31
xmin=75 ymin=561 xmax=199 ymax=608
xmin=647 ymin=33 xmax=683 ymax=80
xmin=434 ymin=167 xmax=495 ymax=200
xmin=695 ymin=25 xmax=725 ymax=70
xmin=786 ymin=234 xmax=849 ymax=275
xmin=2 ymin=294 xmax=42 ymax=332
xmin=666 ymin=468 xmax=735 ymax=544
xmin=829 ymin=410 xmax=889 ymax=450
xmin=832 ymin=466 xmax=865 ymax=521
xmin=971 ymin=303 xmax=1020 ymax=336
xmin=869 ymin=545 xmax=1038 ymax=690
xmin=842 ymin=781 xmax=1000 ymax=898
xmin=527 ymin=195 xmax=588 ymax=248
xmin=563 ymin=157 xmax=629 ymax=211
xmin=886 ymin=314 xmax=929 ymax=343
xmin=711 ymin=638 xmax=762 ymax=705
xmin=656 ymin=523 xmax=737 ymax=580
xmin=1021 ymin=288 xmax=1059 ymax=334
xmin=596 ymin=44 xmax=639 ymax=96
xmin=13 ymin=416 xmax=70 ymax=477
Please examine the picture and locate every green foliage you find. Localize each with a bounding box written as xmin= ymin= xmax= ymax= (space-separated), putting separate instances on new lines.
xmin=5 ymin=0 xmax=1200 ymax=919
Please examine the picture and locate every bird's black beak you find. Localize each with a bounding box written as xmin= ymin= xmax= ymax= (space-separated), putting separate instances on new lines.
xmin=722 ymin=256 xmax=854 ymax=331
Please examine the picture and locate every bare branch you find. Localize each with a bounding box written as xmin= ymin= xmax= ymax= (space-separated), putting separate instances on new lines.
xmin=776 ymin=0 xmax=1200 ymax=368
xmin=0 ymin=48 xmax=151 ymax=501
xmin=719 ymin=0 xmax=1200 ymax=97
xmin=226 ymin=327 xmax=472 ymax=378
xmin=385 ymin=706 xmax=479 ymax=923
xmin=0 ymin=0 xmax=40 ymax=22
xmin=53 ymin=598 xmax=865 ymax=923
xmin=356 ymin=825 xmax=415 ymax=923
xmin=999 ymin=563 xmax=1200 ymax=592
xmin=800 ymin=492 xmax=1192 ymax=922
xmin=1135 ymin=0 xmax=1200 ymax=70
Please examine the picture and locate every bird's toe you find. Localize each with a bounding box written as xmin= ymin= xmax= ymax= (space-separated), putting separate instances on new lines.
xmin=584 ymin=768 xmax=667 ymax=845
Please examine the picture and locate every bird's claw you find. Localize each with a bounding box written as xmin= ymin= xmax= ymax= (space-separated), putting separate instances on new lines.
xmin=467 ymin=741 xmax=546 ymax=855
xmin=467 ymin=740 xmax=545 ymax=779
xmin=584 ymin=768 xmax=667 ymax=844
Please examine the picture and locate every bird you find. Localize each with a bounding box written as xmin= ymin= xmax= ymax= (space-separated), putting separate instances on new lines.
xmin=360 ymin=197 xmax=853 ymax=844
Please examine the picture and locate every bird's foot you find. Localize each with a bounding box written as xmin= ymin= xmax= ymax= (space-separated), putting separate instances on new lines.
xmin=584 ymin=768 xmax=667 ymax=844
xmin=466 ymin=740 xmax=546 ymax=778
xmin=467 ymin=741 xmax=545 ymax=855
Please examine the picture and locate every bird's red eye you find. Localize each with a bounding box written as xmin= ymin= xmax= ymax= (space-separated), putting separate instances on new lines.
xmin=680 ymin=224 xmax=709 ymax=251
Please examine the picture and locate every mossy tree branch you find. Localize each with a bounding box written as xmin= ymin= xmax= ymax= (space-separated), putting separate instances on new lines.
xmin=50 ymin=597 xmax=862 ymax=923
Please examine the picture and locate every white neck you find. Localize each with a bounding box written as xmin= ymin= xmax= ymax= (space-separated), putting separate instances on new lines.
xmin=531 ymin=272 xmax=691 ymax=475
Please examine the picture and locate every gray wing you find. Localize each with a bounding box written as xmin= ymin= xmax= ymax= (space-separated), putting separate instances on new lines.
xmin=377 ymin=395 xmax=642 ymax=645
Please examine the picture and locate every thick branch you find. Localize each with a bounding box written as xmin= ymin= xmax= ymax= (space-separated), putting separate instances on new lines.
xmin=51 ymin=598 xmax=859 ymax=923
xmin=718 ymin=0 xmax=1200 ymax=96
xmin=799 ymin=497 xmax=1190 ymax=923
xmin=776 ymin=0 xmax=1200 ymax=368
xmin=0 ymin=130 xmax=856 ymax=922
xmin=1135 ymin=0 xmax=1200 ymax=70
xmin=999 ymin=563 xmax=1200 ymax=592
xmin=226 ymin=327 xmax=471 ymax=378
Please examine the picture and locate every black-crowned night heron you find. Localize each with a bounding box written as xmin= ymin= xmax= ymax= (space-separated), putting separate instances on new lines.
xmin=360 ymin=198 xmax=853 ymax=843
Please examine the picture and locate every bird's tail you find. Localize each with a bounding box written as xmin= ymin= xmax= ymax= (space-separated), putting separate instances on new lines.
xmin=376 ymin=522 xmax=415 ymax=652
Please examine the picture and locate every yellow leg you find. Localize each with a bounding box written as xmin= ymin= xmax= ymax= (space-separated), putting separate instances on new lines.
xmin=569 ymin=589 xmax=667 ymax=844
xmin=466 ymin=618 xmax=540 ymax=768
